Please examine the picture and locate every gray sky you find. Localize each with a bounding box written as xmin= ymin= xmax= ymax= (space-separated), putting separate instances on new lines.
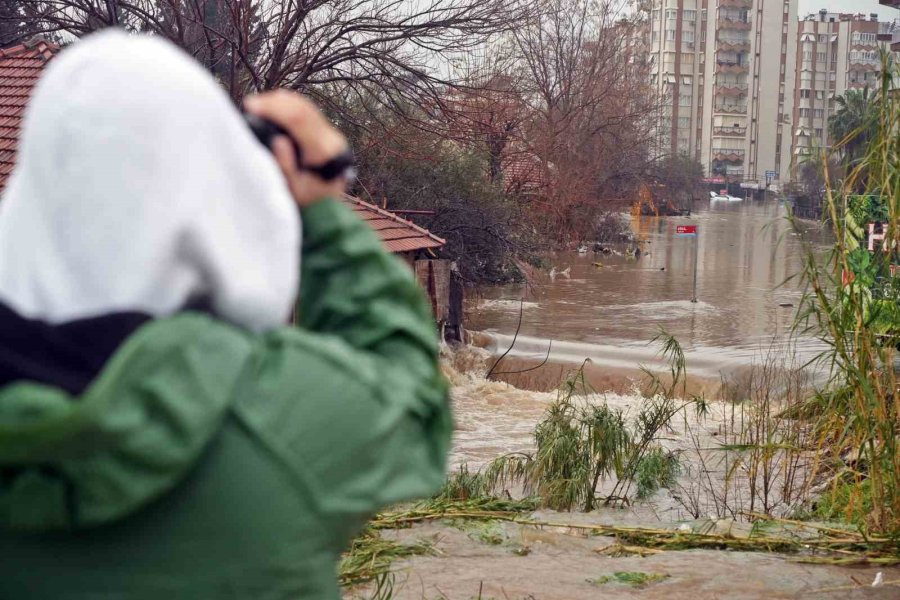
xmin=798 ymin=0 xmax=897 ymax=20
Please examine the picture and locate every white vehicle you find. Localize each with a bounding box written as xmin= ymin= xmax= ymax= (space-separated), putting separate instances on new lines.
xmin=709 ymin=191 xmax=742 ymax=202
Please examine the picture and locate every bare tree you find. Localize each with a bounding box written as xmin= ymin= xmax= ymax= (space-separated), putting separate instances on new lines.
xmin=14 ymin=0 xmax=528 ymax=110
xmin=512 ymin=0 xmax=659 ymax=239
xmin=0 ymin=0 xmax=29 ymax=45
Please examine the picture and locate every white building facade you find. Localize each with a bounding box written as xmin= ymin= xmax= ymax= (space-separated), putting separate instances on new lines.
xmin=645 ymin=0 xmax=797 ymax=186
xmin=790 ymin=11 xmax=894 ymax=164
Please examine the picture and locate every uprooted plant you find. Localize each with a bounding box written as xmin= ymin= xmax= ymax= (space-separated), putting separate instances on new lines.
xmin=474 ymin=330 xmax=706 ymax=511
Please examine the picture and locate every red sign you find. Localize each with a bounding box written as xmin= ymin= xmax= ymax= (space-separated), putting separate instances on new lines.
xmin=676 ymin=225 xmax=697 ymax=235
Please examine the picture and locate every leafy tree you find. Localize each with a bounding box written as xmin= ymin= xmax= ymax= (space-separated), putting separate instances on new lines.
xmin=828 ymin=86 xmax=877 ymax=166
xmin=649 ymin=153 xmax=704 ymax=209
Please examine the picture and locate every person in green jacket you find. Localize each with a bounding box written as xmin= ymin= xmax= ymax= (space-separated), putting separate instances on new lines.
xmin=0 ymin=31 xmax=451 ymax=599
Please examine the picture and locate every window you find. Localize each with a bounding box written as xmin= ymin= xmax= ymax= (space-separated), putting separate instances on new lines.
xmin=816 ymin=90 xmax=824 ymax=99
xmin=666 ymin=9 xmax=677 ymax=20
xmin=800 ymin=89 xmax=811 ymax=98
xmin=799 ymin=108 xmax=811 ymax=117
xmin=814 ymin=109 xmax=824 ymax=118
xmin=802 ymin=51 xmax=812 ymax=60
xmin=666 ymin=29 xmax=676 ymax=41
xmin=678 ymin=116 xmax=691 ymax=128
xmin=852 ymin=32 xmax=877 ymax=44
xmin=816 ymin=52 xmax=826 ymax=62
xmin=652 ymin=31 xmax=659 ymax=43
xmin=818 ymin=34 xmax=828 ymax=43
xmin=814 ymin=128 xmax=823 ymax=138
xmin=682 ymin=30 xmax=694 ymax=43
xmin=679 ymin=94 xmax=692 ymax=106
xmin=684 ymin=9 xmax=696 ymax=21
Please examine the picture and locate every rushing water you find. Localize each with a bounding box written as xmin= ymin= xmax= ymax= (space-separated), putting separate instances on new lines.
xmin=448 ymin=198 xmax=830 ymax=468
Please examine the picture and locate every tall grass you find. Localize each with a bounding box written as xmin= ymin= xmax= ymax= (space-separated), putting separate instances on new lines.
xmin=793 ymin=52 xmax=900 ymax=534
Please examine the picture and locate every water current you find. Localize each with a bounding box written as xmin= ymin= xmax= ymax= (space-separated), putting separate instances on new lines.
xmin=448 ymin=198 xmax=831 ymax=469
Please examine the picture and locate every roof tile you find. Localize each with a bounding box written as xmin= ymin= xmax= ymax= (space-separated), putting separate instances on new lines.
xmin=343 ymin=196 xmax=445 ymax=253
xmin=0 ymin=39 xmax=58 ymax=192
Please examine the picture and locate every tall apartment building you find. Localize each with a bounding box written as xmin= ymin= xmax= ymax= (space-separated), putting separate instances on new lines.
xmin=645 ymin=0 xmax=797 ymax=185
xmin=790 ymin=11 xmax=894 ymax=163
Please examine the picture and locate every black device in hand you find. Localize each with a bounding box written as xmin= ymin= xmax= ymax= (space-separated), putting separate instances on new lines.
xmin=244 ymin=113 xmax=356 ymax=182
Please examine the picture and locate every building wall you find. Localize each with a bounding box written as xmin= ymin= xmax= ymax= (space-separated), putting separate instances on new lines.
xmin=790 ymin=11 xmax=893 ymax=170
xmin=647 ymin=0 xmax=797 ymax=185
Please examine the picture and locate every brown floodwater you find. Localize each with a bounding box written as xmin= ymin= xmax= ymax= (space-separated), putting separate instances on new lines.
xmin=467 ymin=197 xmax=830 ymax=380
xmin=448 ymin=198 xmax=830 ymax=469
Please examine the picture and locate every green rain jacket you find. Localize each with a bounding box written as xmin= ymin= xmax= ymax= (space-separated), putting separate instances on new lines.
xmin=0 ymin=198 xmax=452 ymax=599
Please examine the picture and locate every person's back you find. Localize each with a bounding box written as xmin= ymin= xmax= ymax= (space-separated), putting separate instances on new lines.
xmin=0 ymin=31 xmax=451 ymax=599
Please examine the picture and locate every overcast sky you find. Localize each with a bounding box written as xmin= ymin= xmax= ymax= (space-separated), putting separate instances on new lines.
xmin=798 ymin=0 xmax=897 ymax=20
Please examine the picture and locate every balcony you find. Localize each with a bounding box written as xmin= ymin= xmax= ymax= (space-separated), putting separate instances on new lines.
xmin=715 ymin=83 xmax=749 ymax=97
xmin=714 ymin=103 xmax=748 ymax=115
xmin=717 ymin=39 xmax=751 ymax=53
xmin=720 ymin=0 xmax=752 ymax=8
xmin=717 ymin=17 xmax=752 ymax=31
xmin=892 ymin=25 xmax=900 ymax=52
xmin=713 ymin=125 xmax=747 ymax=137
xmin=712 ymin=148 xmax=746 ymax=162
xmin=716 ymin=61 xmax=749 ymax=74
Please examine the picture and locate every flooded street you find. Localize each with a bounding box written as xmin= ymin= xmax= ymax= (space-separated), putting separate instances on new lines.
xmin=469 ymin=197 xmax=829 ymax=377
xmin=449 ymin=198 xmax=830 ymax=469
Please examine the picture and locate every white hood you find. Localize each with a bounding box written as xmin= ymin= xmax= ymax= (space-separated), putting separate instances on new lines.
xmin=0 ymin=31 xmax=299 ymax=331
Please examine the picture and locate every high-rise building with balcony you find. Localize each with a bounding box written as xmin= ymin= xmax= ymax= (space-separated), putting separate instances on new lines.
xmin=790 ymin=11 xmax=894 ymax=163
xmin=645 ymin=0 xmax=797 ymax=186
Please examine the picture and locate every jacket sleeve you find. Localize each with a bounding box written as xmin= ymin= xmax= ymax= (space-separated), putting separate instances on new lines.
xmin=233 ymin=198 xmax=451 ymax=531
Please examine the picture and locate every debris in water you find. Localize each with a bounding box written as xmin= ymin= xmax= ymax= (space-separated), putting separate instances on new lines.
xmin=677 ymin=523 xmax=692 ymax=533
xmin=549 ymin=266 xmax=571 ymax=280
xmin=778 ymin=303 xmax=794 ymax=308
xmin=873 ymin=572 xmax=883 ymax=587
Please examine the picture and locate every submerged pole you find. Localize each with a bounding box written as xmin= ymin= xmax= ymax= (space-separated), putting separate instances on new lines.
xmin=691 ymin=230 xmax=699 ymax=303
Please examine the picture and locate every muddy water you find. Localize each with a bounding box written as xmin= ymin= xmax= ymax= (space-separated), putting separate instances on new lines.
xmin=469 ymin=198 xmax=829 ymax=378
xmin=448 ymin=198 xmax=829 ymax=469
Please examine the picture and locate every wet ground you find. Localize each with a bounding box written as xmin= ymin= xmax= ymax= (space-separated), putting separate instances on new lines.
xmin=362 ymin=517 xmax=899 ymax=599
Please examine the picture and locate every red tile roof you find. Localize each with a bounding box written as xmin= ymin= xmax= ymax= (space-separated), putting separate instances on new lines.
xmin=0 ymin=39 xmax=59 ymax=192
xmin=343 ymin=195 xmax=445 ymax=254
xmin=0 ymin=40 xmax=444 ymax=255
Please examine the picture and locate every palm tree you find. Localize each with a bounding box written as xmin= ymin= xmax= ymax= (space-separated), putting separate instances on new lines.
xmin=828 ymin=86 xmax=877 ymax=166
